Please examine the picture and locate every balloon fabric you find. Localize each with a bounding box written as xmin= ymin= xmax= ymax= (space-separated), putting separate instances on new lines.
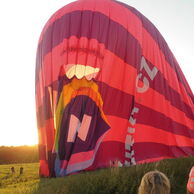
xmin=35 ymin=0 xmax=194 ymax=177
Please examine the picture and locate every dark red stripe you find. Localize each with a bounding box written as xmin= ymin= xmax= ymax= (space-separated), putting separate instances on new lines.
xmin=37 ymin=80 xmax=194 ymax=138
xmin=140 ymin=58 xmax=193 ymax=120
xmin=113 ymin=0 xmax=193 ymax=98
xmin=36 ymin=88 xmax=53 ymax=128
xmin=97 ymin=81 xmax=134 ymax=119
xmin=38 ymin=144 xmax=47 ymax=160
xmin=36 ymin=10 xmax=193 ymax=120
xmin=136 ymin=103 xmax=194 ymax=139
xmin=100 ymin=83 xmax=194 ymax=139
xmin=90 ymin=141 xmax=125 ymax=168
xmin=91 ymin=141 xmax=194 ymax=168
xmin=134 ymin=142 xmax=194 ymax=162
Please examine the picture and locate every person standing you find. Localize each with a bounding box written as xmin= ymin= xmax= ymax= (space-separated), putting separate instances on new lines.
xmin=138 ymin=170 xmax=170 ymax=194
xmin=187 ymin=166 xmax=194 ymax=194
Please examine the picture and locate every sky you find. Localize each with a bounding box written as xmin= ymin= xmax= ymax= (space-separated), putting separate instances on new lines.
xmin=0 ymin=0 xmax=193 ymax=146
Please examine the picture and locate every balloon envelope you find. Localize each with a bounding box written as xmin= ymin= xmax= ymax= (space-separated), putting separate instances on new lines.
xmin=36 ymin=0 xmax=194 ymax=177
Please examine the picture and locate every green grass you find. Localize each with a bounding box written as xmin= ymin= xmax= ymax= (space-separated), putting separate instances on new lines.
xmin=0 ymin=163 xmax=39 ymax=194
xmin=0 ymin=156 xmax=193 ymax=194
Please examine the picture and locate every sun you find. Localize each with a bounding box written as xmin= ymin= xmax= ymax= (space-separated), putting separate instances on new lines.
xmin=0 ymin=129 xmax=38 ymax=146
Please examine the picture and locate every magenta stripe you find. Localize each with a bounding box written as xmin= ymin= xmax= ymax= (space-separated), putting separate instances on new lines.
xmin=134 ymin=142 xmax=194 ymax=162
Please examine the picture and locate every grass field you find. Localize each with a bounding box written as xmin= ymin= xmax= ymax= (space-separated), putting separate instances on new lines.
xmin=0 ymin=156 xmax=193 ymax=194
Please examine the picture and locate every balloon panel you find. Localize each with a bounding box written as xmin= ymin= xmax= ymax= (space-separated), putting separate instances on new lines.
xmin=36 ymin=0 xmax=194 ymax=177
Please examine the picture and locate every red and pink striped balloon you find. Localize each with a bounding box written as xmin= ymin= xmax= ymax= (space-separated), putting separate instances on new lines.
xmin=35 ymin=0 xmax=194 ymax=177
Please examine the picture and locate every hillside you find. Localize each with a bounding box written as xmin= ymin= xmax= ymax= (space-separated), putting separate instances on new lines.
xmin=0 ymin=156 xmax=193 ymax=194
xmin=0 ymin=145 xmax=38 ymax=164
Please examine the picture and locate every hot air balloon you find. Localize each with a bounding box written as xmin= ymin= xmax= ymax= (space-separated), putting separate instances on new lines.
xmin=35 ymin=0 xmax=194 ymax=177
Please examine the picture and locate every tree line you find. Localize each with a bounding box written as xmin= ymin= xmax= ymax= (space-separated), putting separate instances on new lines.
xmin=0 ymin=145 xmax=39 ymax=164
